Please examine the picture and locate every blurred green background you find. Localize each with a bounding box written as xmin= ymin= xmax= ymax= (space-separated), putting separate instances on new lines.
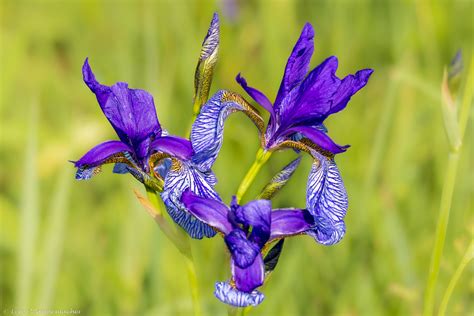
xmin=1 ymin=0 xmax=472 ymax=315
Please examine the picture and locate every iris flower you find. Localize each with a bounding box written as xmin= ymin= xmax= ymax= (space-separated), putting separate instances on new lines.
xmin=192 ymin=23 xmax=373 ymax=245
xmin=73 ymin=59 xmax=219 ymax=239
xmin=181 ymin=190 xmax=314 ymax=307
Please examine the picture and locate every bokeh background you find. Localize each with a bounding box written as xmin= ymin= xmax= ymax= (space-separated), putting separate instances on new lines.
xmin=1 ymin=0 xmax=472 ymax=315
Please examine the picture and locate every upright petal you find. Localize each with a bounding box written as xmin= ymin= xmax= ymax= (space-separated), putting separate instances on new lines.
xmin=160 ymin=159 xmax=219 ymax=239
xmin=225 ymin=229 xmax=260 ymax=269
xmin=214 ymin=282 xmax=264 ymax=307
xmin=74 ymin=140 xmax=132 ymax=180
xmin=235 ymin=200 xmax=272 ymax=248
xmin=270 ymin=209 xmax=314 ymax=240
xmin=181 ymin=190 xmax=232 ymax=234
xmin=191 ymin=90 xmax=265 ymax=170
xmin=82 ymin=59 xmax=161 ymax=158
xmin=232 ymin=254 xmax=265 ymax=293
xmin=274 ymin=23 xmax=315 ymax=110
xmin=306 ymin=152 xmax=348 ymax=245
xmin=329 ymin=68 xmax=373 ymax=115
xmin=278 ymin=56 xmax=340 ymax=128
xmin=150 ymin=136 xmax=194 ymax=160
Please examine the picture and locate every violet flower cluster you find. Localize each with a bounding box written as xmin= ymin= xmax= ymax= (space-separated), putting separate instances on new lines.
xmin=73 ymin=13 xmax=372 ymax=308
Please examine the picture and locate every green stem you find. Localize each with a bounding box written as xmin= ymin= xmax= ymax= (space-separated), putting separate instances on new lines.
xmin=236 ymin=148 xmax=272 ymax=203
xmin=423 ymin=152 xmax=459 ymax=316
xmin=438 ymin=241 xmax=474 ymax=316
xmin=144 ymin=188 xmax=202 ymax=316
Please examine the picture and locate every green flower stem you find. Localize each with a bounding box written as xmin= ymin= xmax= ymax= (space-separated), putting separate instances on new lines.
xmin=423 ymin=152 xmax=460 ymax=316
xmin=438 ymin=241 xmax=474 ymax=316
xmin=142 ymin=187 xmax=202 ymax=316
xmin=236 ymin=148 xmax=272 ymax=203
xmin=423 ymin=57 xmax=473 ymax=316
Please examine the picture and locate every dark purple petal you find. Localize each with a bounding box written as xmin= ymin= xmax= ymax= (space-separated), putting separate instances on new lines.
xmin=286 ymin=126 xmax=349 ymax=154
xmin=82 ymin=58 xmax=161 ymax=158
xmin=236 ymin=73 xmax=275 ymax=117
xmin=270 ymin=209 xmax=314 ymax=240
xmin=150 ymin=136 xmax=194 ymax=160
xmin=232 ymin=254 xmax=264 ymax=293
xmin=234 ymin=200 xmax=272 ymax=247
xmin=225 ymin=229 xmax=260 ymax=269
xmin=306 ymin=152 xmax=348 ymax=244
xmin=161 ymin=160 xmax=219 ymax=239
xmin=181 ymin=189 xmax=232 ymax=234
xmin=306 ymin=216 xmax=346 ymax=245
xmin=74 ymin=140 xmax=131 ymax=168
xmin=214 ymin=282 xmax=264 ymax=307
xmin=278 ymin=56 xmax=340 ymax=127
xmin=274 ymin=23 xmax=315 ymax=109
xmin=329 ymin=68 xmax=374 ymax=114
xmin=191 ymin=90 xmax=265 ymax=170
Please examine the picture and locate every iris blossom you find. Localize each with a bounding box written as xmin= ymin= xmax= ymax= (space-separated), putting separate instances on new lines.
xmin=73 ymin=59 xmax=219 ymax=239
xmin=181 ymin=190 xmax=314 ymax=307
xmin=192 ymin=23 xmax=373 ymax=245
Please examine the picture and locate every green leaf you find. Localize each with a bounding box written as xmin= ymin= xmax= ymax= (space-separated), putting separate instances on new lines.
xmin=264 ymin=239 xmax=285 ymax=274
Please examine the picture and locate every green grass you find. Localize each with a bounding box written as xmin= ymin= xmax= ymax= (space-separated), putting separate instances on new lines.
xmin=1 ymin=0 xmax=472 ymax=315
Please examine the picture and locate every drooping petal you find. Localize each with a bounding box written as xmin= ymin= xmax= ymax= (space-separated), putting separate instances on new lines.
xmin=214 ymin=282 xmax=264 ymax=307
xmin=82 ymin=59 xmax=161 ymax=158
xmin=285 ymin=126 xmax=349 ymax=154
xmin=181 ymin=189 xmax=232 ymax=234
xmin=278 ymin=56 xmax=340 ymax=128
xmin=191 ymin=90 xmax=265 ymax=170
xmin=306 ymin=152 xmax=348 ymax=245
xmin=306 ymin=216 xmax=346 ymax=245
xmin=232 ymin=254 xmax=265 ymax=293
xmin=236 ymin=73 xmax=275 ymax=117
xmin=160 ymin=159 xmax=219 ymax=239
xmin=329 ymin=68 xmax=374 ymax=115
xmin=234 ymin=200 xmax=272 ymax=248
xmin=225 ymin=229 xmax=260 ymax=269
xmin=193 ymin=13 xmax=219 ymax=114
xmin=150 ymin=136 xmax=194 ymax=160
xmin=274 ymin=23 xmax=315 ymax=109
xmin=269 ymin=209 xmax=314 ymax=240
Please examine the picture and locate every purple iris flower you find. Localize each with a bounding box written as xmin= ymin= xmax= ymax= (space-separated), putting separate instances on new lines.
xmin=181 ymin=190 xmax=314 ymax=307
xmin=73 ymin=59 xmax=219 ymax=239
xmin=191 ymin=23 xmax=373 ymax=245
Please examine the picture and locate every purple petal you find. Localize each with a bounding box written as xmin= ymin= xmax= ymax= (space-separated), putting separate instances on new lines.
xmin=214 ymin=282 xmax=264 ymax=307
xmin=181 ymin=189 xmax=232 ymax=234
xmin=274 ymin=23 xmax=315 ymax=109
xmin=306 ymin=216 xmax=346 ymax=245
xmin=191 ymin=90 xmax=264 ymax=170
xmin=74 ymin=140 xmax=131 ymax=168
xmin=279 ymin=56 xmax=340 ymax=127
xmin=82 ymin=58 xmax=161 ymax=159
xmin=225 ymin=229 xmax=260 ymax=269
xmin=150 ymin=136 xmax=194 ymax=160
xmin=232 ymin=254 xmax=264 ymax=293
xmin=270 ymin=209 xmax=314 ymax=240
xmin=286 ymin=126 xmax=349 ymax=154
xmin=236 ymin=73 xmax=275 ymax=117
xmin=235 ymin=200 xmax=272 ymax=247
xmin=329 ymin=68 xmax=374 ymax=114
xmin=306 ymin=153 xmax=348 ymax=245
xmin=161 ymin=160 xmax=219 ymax=239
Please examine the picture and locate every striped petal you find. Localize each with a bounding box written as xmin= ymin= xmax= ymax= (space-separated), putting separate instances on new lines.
xmin=160 ymin=159 xmax=219 ymax=239
xmin=306 ymin=152 xmax=348 ymax=245
xmin=214 ymin=282 xmax=264 ymax=307
xmin=191 ymin=90 xmax=265 ymax=170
